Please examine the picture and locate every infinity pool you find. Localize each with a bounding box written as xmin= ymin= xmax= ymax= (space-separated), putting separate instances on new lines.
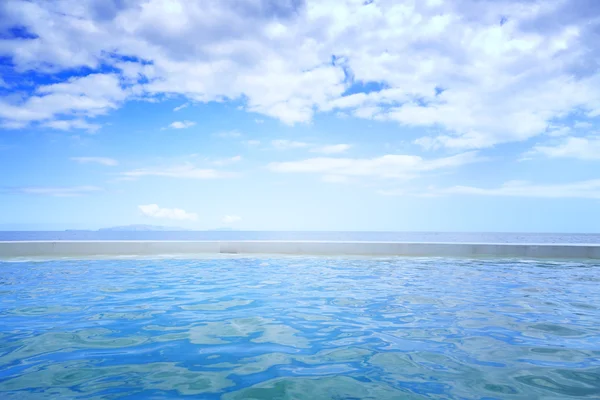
xmin=1 ymin=257 xmax=599 ymax=399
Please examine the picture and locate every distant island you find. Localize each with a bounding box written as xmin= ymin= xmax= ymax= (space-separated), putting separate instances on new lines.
xmin=98 ymin=224 xmax=189 ymax=232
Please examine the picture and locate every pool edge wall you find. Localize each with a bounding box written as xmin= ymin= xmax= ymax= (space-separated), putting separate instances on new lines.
xmin=1 ymin=241 xmax=600 ymax=260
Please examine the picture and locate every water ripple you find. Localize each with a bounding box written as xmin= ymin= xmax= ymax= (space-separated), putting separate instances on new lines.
xmin=1 ymin=257 xmax=599 ymax=399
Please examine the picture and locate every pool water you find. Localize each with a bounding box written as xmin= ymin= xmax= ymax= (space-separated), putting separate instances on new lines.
xmin=1 ymin=257 xmax=599 ymax=399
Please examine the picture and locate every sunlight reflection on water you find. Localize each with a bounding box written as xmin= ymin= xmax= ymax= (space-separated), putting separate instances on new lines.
xmin=1 ymin=257 xmax=599 ymax=399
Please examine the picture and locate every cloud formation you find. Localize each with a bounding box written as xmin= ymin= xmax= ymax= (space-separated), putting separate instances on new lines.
xmin=271 ymin=140 xmax=309 ymax=150
xmin=166 ymin=121 xmax=196 ymax=129
xmin=268 ymin=151 xmax=483 ymax=181
xmin=530 ymin=136 xmax=600 ymax=160
xmin=0 ymin=73 xmax=128 ymax=130
xmin=311 ymin=144 xmax=351 ymax=154
xmin=2 ymin=0 xmax=597 ymax=148
xmin=173 ymin=103 xmax=189 ymax=112
xmin=121 ymin=164 xmax=236 ymax=180
xmin=272 ymin=140 xmax=351 ymax=153
xmin=210 ymin=156 xmax=242 ymax=166
xmin=71 ymin=157 xmax=118 ymax=166
xmin=139 ymin=204 xmax=198 ymax=221
xmin=2 ymin=186 xmax=102 ymax=197
xmin=380 ymin=179 xmax=600 ymax=199
xmin=42 ymin=119 xmax=101 ymax=133
xmin=438 ymin=180 xmax=600 ymax=199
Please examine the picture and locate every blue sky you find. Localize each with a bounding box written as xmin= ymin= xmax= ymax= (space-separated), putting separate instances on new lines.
xmin=1 ymin=0 xmax=600 ymax=231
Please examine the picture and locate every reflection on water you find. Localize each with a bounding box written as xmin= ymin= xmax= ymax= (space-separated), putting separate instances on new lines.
xmin=1 ymin=257 xmax=599 ymax=399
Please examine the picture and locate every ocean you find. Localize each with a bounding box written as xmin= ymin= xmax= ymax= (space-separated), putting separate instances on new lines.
xmin=0 ymin=231 xmax=599 ymax=244
xmin=1 ymin=257 xmax=599 ymax=398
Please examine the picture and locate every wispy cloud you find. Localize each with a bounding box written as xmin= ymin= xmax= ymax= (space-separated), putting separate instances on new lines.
xmin=164 ymin=121 xmax=196 ymax=130
xmin=210 ymin=156 xmax=242 ymax=166
xmin=1 ymin=120 xmax=28 ymax=129
xmin=42 ymin=119 xmax=101 ymax=133
xmin=271 ymin=140 xmax=309 ymax=150
xmin=271 ymin=140 xmax=351 ymax=154
xmin=546 ymin=126 xmax=572 ymax=137
xmin=268 ymin=151 xmax=483 ymax=181
xmin=121 ymin=164 xmax=236 ymax=180
xmin=139 ymin=204 xmax=198 ymax=221
xmin=2 ymin=186 xmax=102 ymax=197
xmin=310 ymin=144 xmax=351 ymax=154
xmin=574 ymin=121 xmax=593 ymax=129
xmin=222 ymin=215 xmax=242 ymax=224
xmin=431 ymin=180 xmax=600 ymax=199
xmin=71 ymin=157 xmax=118 ymax=166
xmin=173 ymin=103 xmax=189 ymax=112
xmin=244 ymin=140 xmax=261 ymax=146
xmin=529 ymin=136 xmax=600 ymax=160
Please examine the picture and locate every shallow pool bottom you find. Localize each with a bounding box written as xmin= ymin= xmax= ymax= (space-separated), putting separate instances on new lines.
xmin=1 ymin=257 xmax=599 ymax=399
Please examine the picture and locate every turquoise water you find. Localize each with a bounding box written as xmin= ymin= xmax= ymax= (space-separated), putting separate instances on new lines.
xmin=1 ymin=257 xmax=599 ymax=399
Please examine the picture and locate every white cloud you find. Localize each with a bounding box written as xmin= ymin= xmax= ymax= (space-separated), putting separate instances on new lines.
xmin=311 ymin=144 xmax=351 ymax=154
xmin=1 ymin=0 xmax=600 ymax=148
xmin=166 ymin=120 xmax=196 ymax=129
xmin=268 ymin=151 xmax=483 ymax=180
xmin=139 ymin=204 xmax=198 ymax=221
xmin=0 ymin=73 xmax=128 ymax=129
xmin=42 ymin=119 xmax=101 ymax=133
xmin=271 ymin=140 xmax=352 ymax=153
xmin=255 ymin=119 xmax=264 ymax=124
xmin=121 ymin=164 xmax=235 ymax=180
xmin=271 ymin=139 xmax=309 ymax=150
xmin=544 ymin=125 xmax=572 ymax=137
xmin=435 ymin=180 xmax=600 ymax=199
xmin=574 ymin=121 xmax=593 ymax=129
xmin=222 ymin=215 xmax=242 ymax=224
xmin=71 ymin=157 xmax=118 ymax=166
xmin=530 ymin=136 xmax=600 ymax=160
xmin=3 ymin=186 xmax=102 ymax=197
xmin=244 ymin=139 xmax=261 ymax=146
xmin=173 ymin=103 xmax=189 ymax=111
xmin=1 ymin=120 xmax=29 ymax=129
xmin=210 ymin=155 xmax=242 ymax=166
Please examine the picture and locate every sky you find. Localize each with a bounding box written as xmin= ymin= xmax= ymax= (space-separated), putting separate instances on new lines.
xmin=0 ymin=0 xmax=599 ymax=232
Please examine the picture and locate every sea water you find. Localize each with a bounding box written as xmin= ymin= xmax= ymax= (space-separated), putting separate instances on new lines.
xmin=1 ymin=231 xmax=600 ymax=244
xmin=1 ymin=257 xmax=599 ymax=399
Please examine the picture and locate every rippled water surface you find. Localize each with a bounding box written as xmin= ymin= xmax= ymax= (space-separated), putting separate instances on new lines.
xmin=1 ymin=257 xmax=599 ymax=399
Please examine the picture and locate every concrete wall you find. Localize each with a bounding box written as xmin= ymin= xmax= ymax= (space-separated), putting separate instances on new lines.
xmin=1 ymin=241 xmax=600 ymax=260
